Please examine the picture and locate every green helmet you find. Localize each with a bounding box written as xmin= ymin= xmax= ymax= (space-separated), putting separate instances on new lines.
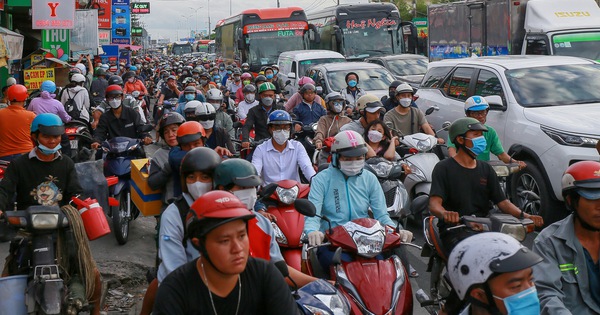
xmin=448 ymin=117 xmax=488 ymax=143
xmin=258 ymin=82 xmax=277 ymax=94
xmin=213 ymin=159 xmax=262 ymax=190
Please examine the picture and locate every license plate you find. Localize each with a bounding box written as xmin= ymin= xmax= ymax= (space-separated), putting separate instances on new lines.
xmin=70 ymin=140 xmax=78 ymax=149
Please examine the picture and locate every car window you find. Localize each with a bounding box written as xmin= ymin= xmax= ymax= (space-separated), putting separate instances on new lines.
xmin=326 ymin=68 xmax=395 ymax=92
xmin=474 ymin=70 xmax=505 ymax=99
xmin=525 ymin=38 xmax=549 ymax=55
xmin=421 ymin=66 xmax=452 ymax=88
xmin=443 ymin=67 xmax=474 ymax=101
xmin=387 ymin=58 xmax=428 ymax=76
xmin=368 ymin=59 xmax=385 ymax=66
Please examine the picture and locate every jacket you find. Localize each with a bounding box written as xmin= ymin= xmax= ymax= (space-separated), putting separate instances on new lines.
xmin=314 ymin=113 xmax=352 ymax=144
xmin=340 ymin=87 xmax=366 ymax=109
xmin=242 ymin=104 xmax=272 ymax=142
xmin=215 ymin=110 xmax=234 ymax=138
xmin=28 ymin=91 xmax=71 ymax=123
xmin=532 ymin=214 xmax=600 ymax=315
xmin=284 ymin=92 xmax=325 ymax=112
xmin=293 ymin=100 xmax=327 ymax=126
xmin=304 ymin=164 xmax=393 ymax=234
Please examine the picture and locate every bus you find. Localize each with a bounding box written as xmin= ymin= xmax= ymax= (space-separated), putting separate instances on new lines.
xmin=195 ymin=39 xmax=211 ymax=53
xmin=307 ymin=3 xmax=416 ymax=61
xmin=214 ymin=7 xmax=319 ymax=72
xmin=168 ymin=41 xmax=193 ymax=56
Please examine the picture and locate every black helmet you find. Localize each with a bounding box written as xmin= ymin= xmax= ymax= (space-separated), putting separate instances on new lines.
xmin=108 ymin=75 xmax=124 ymax=86
xmin=158 ymin=112 xmax=185 ymax=136
xmin=242 ymin=84 xmax=256 ymax=94
xmin=389 ymin=80 xmax=402 ymax=89
xmin=254 ymin=75 xmax=267 ymax=84
xmin=345 ymin=72 xmax=359 ymax=83
xmin=180 ymin=147 xmax=221 ymax=178
xmin=123 ymin=71 xmax=136 ymax=81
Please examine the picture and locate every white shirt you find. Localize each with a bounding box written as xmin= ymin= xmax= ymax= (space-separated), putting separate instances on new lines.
xmin=252 ymin=139 xmax=316 ymax=186
xmin=237 ymin=100 xmax=258 ymax=120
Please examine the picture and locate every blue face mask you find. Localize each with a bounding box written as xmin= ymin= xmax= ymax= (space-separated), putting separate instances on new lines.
xmin=38 ymin=143 xmax=61 ymax=155
xmin=273 ymin=70 xmax=278 ymax=75
xmin=213 ymin=76 xmax=220 ymax=81
xmin=348 ymin=80 xmax=357 ymax=88
xmin=466 ymin=135 xmax=487 ymax=156
xmin=494 ymin=286 xmax=540 ymax=315
xmin=266 ymin=74 xmax=274 ymax=80
xmin=185 ymin=94 xmax=195 ymax=101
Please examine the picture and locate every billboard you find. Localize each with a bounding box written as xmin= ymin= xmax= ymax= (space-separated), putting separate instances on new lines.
xmin=24 ymin=68 xmax=55 ymax=91
xmin=100 ymin=44 xmax=119 ymax=67
xmin=131 ymin=2 xmax=149 ymax=14
xmin=111 ymin=0 xmax=130 ymax=44
xmin=72 ymin=10 xmax=99 ymax=58
xmin=41 ymin=29 xmax=70 ymax=61
xmin=131 ymin=27 xmax=143 ymax=37
xmin=32 ymin=0 xmax=75 ymax=29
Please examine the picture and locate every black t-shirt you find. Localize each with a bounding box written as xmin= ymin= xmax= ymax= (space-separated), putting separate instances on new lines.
xmin=430 ymin=158 xmax=505 ymax=218
xmin=153 ymin=257 xmax=300 ymax=315
xmin=161 ymin=85 xmax=180 ymax=100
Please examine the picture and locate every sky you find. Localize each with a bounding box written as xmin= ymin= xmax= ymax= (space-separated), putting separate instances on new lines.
xmin=140 ymin=0 xmax=367 ymax=41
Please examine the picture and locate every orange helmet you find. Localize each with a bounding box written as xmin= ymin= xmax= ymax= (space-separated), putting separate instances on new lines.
xmin=186 ymin=191 xmax=255 ymax=237
xmin=176 ymin=121 xmax=205 ymax=144
xmin=6 ymin=84 xmax=28 ymax=102
xmin=562 ymin=160 xmax=600 ymax=200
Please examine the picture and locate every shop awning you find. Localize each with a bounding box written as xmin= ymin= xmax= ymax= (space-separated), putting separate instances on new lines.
xmin=0 ymin=27 xmax=24 ymax=61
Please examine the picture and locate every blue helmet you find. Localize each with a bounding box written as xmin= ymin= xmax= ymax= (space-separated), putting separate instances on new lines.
xmin=267 ymin=110 xmax=292 ymax=125
xmin=129 ymin=65 xmax=137 ymax=71
xmin=31 ymin=113 xmax=64 ymax=135
xmin=464 ymin=96 xmax=489 ymax=112
xmin=40 ymin=80 xmax=56 ymax=93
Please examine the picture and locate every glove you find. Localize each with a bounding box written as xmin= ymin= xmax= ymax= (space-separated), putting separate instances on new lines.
xmin=398 ymin=230 xmax=413 ymax=243
xmin=308 ymin=231 xmax=324 ymax=246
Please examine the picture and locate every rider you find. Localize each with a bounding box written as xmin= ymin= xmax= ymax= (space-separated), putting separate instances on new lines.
xmin=194 ymin=102 xmax=235 ymax=155
xmin=237 ymin=84 xmax=258 ymax=120
xmin=176 ymin=85 xmax=206 ymax=116
xmin=339 ymin=94 xmax=386 ymax=135
xmin=429 ymin=117 xmax=543 ymax=251
xmin=198 ymin=71 xmax=217 ymax=95
xmin=90 ymin=68 xmax=108 ymax=106
xmin=313 ymin=92 xmax=352 ymax=164
xmin=447 ymin=232 xmax=543 ymax=315
xmin=292 ymin=83 xmax=326 ymax=127
xmin=242 ymin=82 xmax=280 ymax=148
xmin=339 ymin=72 xmax=366 ymax=113
xmin=227 ymin=69 xmax=243 ymax=98
xmin=235 ymin=72 xmax=254 ymax=102
xmin=532 ymin=160 xmax=600 ymax=314
xmin=206 ymin=88 xmax=234 ymax=138
xmin=382 ymin=80 xmax=402 ymax=112
xmin=60 ymin=73 xmax=91 ymax=123
xmin=241 ymin=62 xmax=251 ymax=74
xmin=284 ymin=77 xmax=325 ymax=112
xmin=153 ymin=190 xmax=300 ymax=314
xmin=28 ymin=81 xmax=71 ymax=123
xmin=447 ymin=96 xmax=526 ymax=169
xmin=0 ymin=84 xmax=36 ymax=161
xmin=252 ymin=110 xmax=316 ymax=186
xmin=123 ymin=70 xmax=148 ymax=95
xmin=157 ymin=75 xmax=181 ymax=107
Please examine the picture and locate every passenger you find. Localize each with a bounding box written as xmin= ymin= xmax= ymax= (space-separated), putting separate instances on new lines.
xmin=27 ymin=80 xmax=71 ymax=123
xmin=314 ymin=92 xmax=352 ymax=164
xmin=339 ymin=94 xmax=386 ymax=135
xmin=285 ymin=77 xmax=325 ymax=112
xmin=242 ymin=82 xmax=280 ymax=148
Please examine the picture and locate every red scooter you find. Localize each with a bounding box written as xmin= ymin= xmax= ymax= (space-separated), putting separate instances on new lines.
xmin=300 ymin=208 xmax=414 ymax=314
xmin=261 ymin=180 xmax=310 ymax=271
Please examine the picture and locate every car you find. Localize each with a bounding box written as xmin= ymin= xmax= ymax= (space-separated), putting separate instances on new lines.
xmin=277 ymin=50 xmax=346 ymax=96
xmin=365 ymin=54 xmax=428 ymax=88
xmin=307 ymin=62 xmax=395 ymax=100
xmin=415 ymin=55 xmax=600 ymax=224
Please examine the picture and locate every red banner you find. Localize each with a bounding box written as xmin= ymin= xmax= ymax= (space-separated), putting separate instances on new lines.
xmin=244 ymin=21 xmax=307 ymax=34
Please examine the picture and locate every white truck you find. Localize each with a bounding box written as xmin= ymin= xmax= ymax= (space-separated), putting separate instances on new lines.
xmin=427 ymin=0 xmax=600 ymax=61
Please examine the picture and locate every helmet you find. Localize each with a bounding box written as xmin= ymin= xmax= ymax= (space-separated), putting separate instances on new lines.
xmin=123 ymin=71 xmax=136 ymax=81
xmin=331 ymin=130 xmax=368 ymax=157
xmin=6 ymin=77 xmax=16 ymax=86
xmin=206 ymin=88 xmax=223 ymax=101
xmin=177 ymin=121 xmax=206 ymax=144
xmin=447 ymin=232 xmax=542 ymax=300
xmin=389 ymin=80 xmax=402 ymax=89
xmin=325 ymin=91 xmax=344 ymax=103
xmin=267 ymin=110 xmax=292 ymax=125
xmin=30 ymin=113 xmax=65 ymax=135
xmin=464 ymin=96 xmax=490 ymax=112
xmin=184 ymin=85 xmax=197 ymax=94
xmin=75 ymin=63 xmax=87 ymax=75
xmin=258 ymin=82 xmax=276 ymax=94
xmin=129 ymin=65 xmax=137 ymax=71
xmin=356 ymin=94 xmax=386 ymax=114
xmin=241 ymin=72 xmax=252 ymax=80
xmin=561 ymin=161 xmax=600 ymax=200
xmin=180 ymin=147 xmax=221 ymax=179
xmin=105 ymin=84 xmax=124 ymax=96
xmin=448 ymin=117 xmax=488 ymax=143
xmin=108 ymin=75 xmax=124 ymax=86
xmin=298 ymin=77 xmax=315 ymax=86
xmin=158 ymin=112 xmax=185 ymax=136
xmin=95 ymin=68 xmax=107 ymax=76
xmin=241 ymin=62 xmax=250 ymax=69
xmin=40 ymin=81 xmax=56 ymax=93
xmin=186 ymin=191 xmax=255 ymax=238
xmin=299 ymin=83 xmax=316 ymax=94
xmin=70 ymin=73 xmax=86 ymax=83
xmin=195 ymin=102 xmax=217 ymax=119
xmin=213 ymin=158 xmax=262 ymax=189
xmin=254 ymin=75 xmax=267 ymax=84
xmin=183 ymin=100 xmax=202 ymax=120
xmin=6 ymin=84 xmax=28 ymax=102
xmin=226 ymin=65 xmax=233 ymax=71
xmin=233 ymin=68 xmax=241 ymax=75
xmin=395 ymin=83 xmax=414 ymax=95
xmin=183 ymin=77 xmax=196 ymax=85
xmin=242 ymin=84 xmax=256 ymax=94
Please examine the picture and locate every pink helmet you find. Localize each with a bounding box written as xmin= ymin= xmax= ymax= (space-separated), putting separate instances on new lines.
xmin=298 ymin=76 xmax=315 ymax=87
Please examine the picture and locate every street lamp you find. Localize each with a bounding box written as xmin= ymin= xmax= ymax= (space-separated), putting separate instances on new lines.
xmin=181 ymin=15 xmax=192 ymax=39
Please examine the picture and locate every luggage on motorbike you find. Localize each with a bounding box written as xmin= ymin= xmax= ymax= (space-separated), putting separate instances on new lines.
xmin=130 ymin=158 xmax=162 ymax=216
xmin=71 ymin=197 xmax=111 ymax=240
xmin=74 ymin=160 xmax=109 ymax=213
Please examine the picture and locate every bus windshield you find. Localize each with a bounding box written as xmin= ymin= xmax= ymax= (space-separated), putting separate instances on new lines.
xmin=340 ymin=18 xmax=400 ymax=60
xmin=172 ymin=45 xmax=192 ymax=55
xmin=552 ymin=32 xmax=600 ymax=61
xmin=247 ymin=31 xmax=305 ymax=67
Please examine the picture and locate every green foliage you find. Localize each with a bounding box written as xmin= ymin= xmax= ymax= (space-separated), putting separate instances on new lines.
xmin=392 ymin=0 xmax=450 ymax=21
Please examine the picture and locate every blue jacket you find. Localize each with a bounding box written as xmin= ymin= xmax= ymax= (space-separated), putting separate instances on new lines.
xmin=304 ymin=164 xmax=394 ymax=234
xmin=293 ymin=100 xmax=326 ymax=126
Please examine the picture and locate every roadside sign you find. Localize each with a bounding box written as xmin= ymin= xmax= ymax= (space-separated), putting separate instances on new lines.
xmin=41 ymin=29 xmax=70 ymax=61
xmin=32 ymin=0 xmax=75 ymax=29
xmin=24 ymin=68 xmax=55 ymax=91
xmin=131 ymin=2 xmax=149 ymax=14
xmin=112 ymin=0 xmax=131 ymax=44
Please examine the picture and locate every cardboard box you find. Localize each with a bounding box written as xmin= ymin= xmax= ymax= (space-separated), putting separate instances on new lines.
xmin=130 ymin=158 xmax=162 ymax=216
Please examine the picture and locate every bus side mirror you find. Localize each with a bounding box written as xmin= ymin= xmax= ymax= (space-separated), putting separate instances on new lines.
xmin=308 ymin=24 xmax=321 ymax=44
xmin=333 ymin=25 xmax=342 ymax=45
xmin=237 ymin=38 xmax=244 ymax=50
xmin=400 ymin=22 xmax=417 ymax=54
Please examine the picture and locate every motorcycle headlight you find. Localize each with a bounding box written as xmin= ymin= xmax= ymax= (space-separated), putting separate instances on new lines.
xmin=500 ymin=224 xmax=527 ymax=242
xmin=276 ymin=186 xmax=298 ymax=205
xmin=312 ymin=292 xmax=350 ymax=315
xmin=109 ymin=141 xmax=128 ymax=153
xmin=541 ymin=126 xmax=599 ymax=148
xmin=31 ymin=213 xmax=59 ymax=229
xmin=271 ymin=222 xmax=288 ymax=245
xmin=303 ymin=305 xmax=331 ymax=315
xmin=343 ymin=221 xmax=385 ymax=258
xmin=491 ymin=165 xmax=510 ymax=177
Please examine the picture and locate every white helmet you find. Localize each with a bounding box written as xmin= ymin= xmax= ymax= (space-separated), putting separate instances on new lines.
xmin=395 ymin=83 xmax=413 ymax=95
xmin=331 ymin=130 xmax=368 ymax=157
xmin=70 ymin=73 xmax=86 ymax=83
xmin=195 ymin=102 xmax=216 ymax=116
xmin=184 ymin=100 xmax=202 ymax=112
xmin=447 ymin=232 xmax=542 ymax=300
xmin=206 ymin=88 xmax=223 ymax=101
xmin=464 ymin=95 xmax=489 ymax=113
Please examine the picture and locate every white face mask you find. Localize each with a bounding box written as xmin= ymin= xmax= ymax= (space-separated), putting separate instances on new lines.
xmin=232 ymin=188 xmax=257 ymax=210
xmin=108 ymin=99 xmax=122 ymax=109
xmin=399 ymin=98 xmax=412 ymax=108
xmin=368 ymin=130 xmax=383 ymax=143
xmin=186 ymin=181 xmax=212 ymax=200
xmin=200 ymin=120 xmax=214 ymax=129
xmin=245 ymin=94 xmax=256 ymax=103
xmin=339 ymin=159 xmax=364 ymax=177
xmin=272 ymin=130 xmax=289 ymax=145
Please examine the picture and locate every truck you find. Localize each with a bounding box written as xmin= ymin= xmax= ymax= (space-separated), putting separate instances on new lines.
xmin=427 ymin=0 xmax=600 ymax=61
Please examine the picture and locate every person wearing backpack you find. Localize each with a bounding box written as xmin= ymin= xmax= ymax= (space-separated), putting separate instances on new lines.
xmin=60 ymin=73 xmax=90 ymax=123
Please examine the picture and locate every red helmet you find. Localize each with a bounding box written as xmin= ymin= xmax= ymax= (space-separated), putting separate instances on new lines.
xmin=176 ymin=121 xmax=205 ymax=144
xmin=561 ymin=160 xmax=600 ymax=199
xmin=241 ymin=72 xmax=252 ymax=80
xmin=105 ymin=84 xmax=123 ymax=96
xmin=6 ymin=84 xmax=28 ymax=102
xmin=186 ymin=191 xmax=255 ymax=237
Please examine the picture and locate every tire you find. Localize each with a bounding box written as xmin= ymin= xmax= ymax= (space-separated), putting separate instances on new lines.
xmin=510 ymin=161 xmax=566 ymax=225
xmin=113 ymin=191 xmax=130 ymax=245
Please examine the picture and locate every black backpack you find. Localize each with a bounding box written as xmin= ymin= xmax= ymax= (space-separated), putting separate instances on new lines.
xmin=64 ymin=89 xmax=82 ymax=119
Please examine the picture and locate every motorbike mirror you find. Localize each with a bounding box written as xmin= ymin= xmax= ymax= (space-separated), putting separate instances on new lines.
xmin=332 ymin=247 xmax=343 ymax=266
xmin=441 ymin=121 xmax=452 ymax=131
xmin=285 ymin=80 xmax=291 ymax=86
xmin=274 ymin=260 xmax=299 ymax=298
xmin=388 ymin=164 xmax=404 ymax=180
xmin=425 ymin=106 xmax=439 ymax=116
xmin=260 ymin=183 xmax=278 ymax=199
xmin=294 ymin=199 xmax=316 ymax=217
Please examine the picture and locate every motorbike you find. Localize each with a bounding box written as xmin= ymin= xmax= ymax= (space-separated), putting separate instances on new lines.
xmin=260 ymin=180 xmax=310 ymax=271
xmin=64 ymin=118 xmax=94 ymax=163
xmin=130 ymin=91 xmax=151 ymax=124
xmin=364 ymin=157 xmax=410 ymax=225
xmin=153 ymin=97 xmax=177 ymax=123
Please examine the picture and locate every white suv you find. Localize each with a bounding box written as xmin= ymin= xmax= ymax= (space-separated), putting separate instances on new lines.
xmin=415 ymin=55 xmax=600 ymax=223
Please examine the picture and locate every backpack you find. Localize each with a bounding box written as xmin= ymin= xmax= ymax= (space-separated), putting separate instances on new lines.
xmin=64 ymin=89 xmax=82 ymax=119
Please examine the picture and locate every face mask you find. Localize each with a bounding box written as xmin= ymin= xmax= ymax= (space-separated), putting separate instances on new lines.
xmin=182 ymin=71 xmax=188 ymax=75
xmin=272 ymin=130 xmax=289 ymax=145
xmin=185 ymin=94 xmax=195 ymax=101
xmin=210 ymin=102 xmax=221 ymax=111
xmin=232 ymin=188 xmax=258 ymax=210
xmin=127 ymin=77 xmax=134 ymax=83
xmin=348 ymin=80 xmax=357 ymax=88
xmin=399 ymin=98 xmax=412 ymax=108
xmin=227 ymin=71 xmax=232 ymax=75
xmin=186 ymin=181 xmax=212 ymax=200
xmin=200 ymin=120 xmax=214 ymax=129
xmin=193 ymin=75 xmax=199 ymax=79
xmin=339 ymin=159 xmax=364 ymax=177
xmin=389 ymin=91 xmax=396 ymax=99
xmin=262 ymin=97 xmax=274 ymax=106
xmin=243 ymin=80 xmax=251 ymax=86
xmin=200 ymin=79 xmax=208 ymax=85
xmin=494 ymin=286 xmax=540 ymax=315
xmin=219 ymin=67 xmax=225 ymax=71
xmin=368 ymin=130 xmax=383 ymax=143
xmin=38 ymin=143 xmax=61 ymax=155
xmin=245 ymin=94 xmax=256 ymax=103
xmin=266 ymin=74 xmax=274 ymax=80
xmin=466 ymin=135 xmax=487 ymax=156
xmin=273 ymin=70 xmax=278 ymax=75
xmin=108 ymin=99 xmax=122 ymax=109
xmin=332 ymin=102 xmax=343 ymax=114
xmin=234 ymin=76 xmax=241 ymax=81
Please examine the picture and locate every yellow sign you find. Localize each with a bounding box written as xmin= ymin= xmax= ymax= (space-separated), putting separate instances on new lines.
xmin=24 ymin=68 xmax=55 ymax=91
